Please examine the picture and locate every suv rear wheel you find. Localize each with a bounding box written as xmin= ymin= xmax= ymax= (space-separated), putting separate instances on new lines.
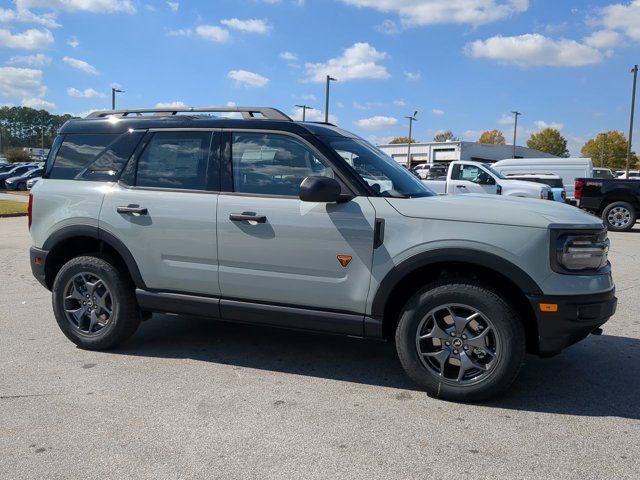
xmin=395 ymin=282 xmax=525 ymax=402
xmin=52 ymin=255 xmax=141 ymax=349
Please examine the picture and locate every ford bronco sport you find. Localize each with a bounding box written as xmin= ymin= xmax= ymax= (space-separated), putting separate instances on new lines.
xmin=29 ymin=106 xmax=616 ymax=402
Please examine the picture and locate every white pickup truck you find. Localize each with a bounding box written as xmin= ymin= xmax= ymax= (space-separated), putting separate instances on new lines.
xmin=423 ymin=161 xmax=552 ymax=199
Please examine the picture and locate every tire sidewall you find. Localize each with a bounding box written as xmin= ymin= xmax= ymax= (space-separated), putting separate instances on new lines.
xmin=602 ymin=201 xmax=636 ymax=232
xmin=52 ymin=256 xmax=137 ymax=349
xmin=396 ymin=283 xmax=525 ymax=402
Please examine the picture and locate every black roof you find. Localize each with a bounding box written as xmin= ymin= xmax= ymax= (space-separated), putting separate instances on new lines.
xmin=60 ymin=114 xmax=357 ymax=139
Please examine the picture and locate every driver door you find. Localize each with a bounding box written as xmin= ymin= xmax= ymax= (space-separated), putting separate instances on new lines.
xmin=449 ymin=163 xmax=498 ymax=194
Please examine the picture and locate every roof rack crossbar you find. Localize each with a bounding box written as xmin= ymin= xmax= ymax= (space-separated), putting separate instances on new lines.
xmin=85 ymin=106 xmax=292 ymax=121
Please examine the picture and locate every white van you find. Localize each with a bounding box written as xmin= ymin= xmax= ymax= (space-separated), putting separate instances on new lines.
xmin=491 ymin=158 xmax=593 ymax=199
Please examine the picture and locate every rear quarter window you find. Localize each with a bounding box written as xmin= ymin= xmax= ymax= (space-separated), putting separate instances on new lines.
xmin=48 ymin=134 xmax=119 ymax=179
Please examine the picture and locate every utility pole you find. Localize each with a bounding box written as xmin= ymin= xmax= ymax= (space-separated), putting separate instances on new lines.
xmin=511 ymin=111 xmax=521 ymax=158
xmin=111 ymin=87 xmax=124 ymax=110
xmin=41 ymin=125 xmax=44 ymax=153
xmin=295 ymin=104 xmax=311 ymax=121
xmin=324 ymin=75 xmax=337 ymax=123
xmin=626 ymin=65 xmax=638 ymax=177
xmin=405 ymin=111 xmax=418 ymax=168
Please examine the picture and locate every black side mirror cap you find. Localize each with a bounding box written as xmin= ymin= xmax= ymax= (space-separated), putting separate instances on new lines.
xmin=299 ymin=176 xmax=346 ymax=203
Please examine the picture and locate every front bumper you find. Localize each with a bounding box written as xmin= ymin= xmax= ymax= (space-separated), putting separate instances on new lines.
xmin=30 ymin=246 xmax=49 ymax=289
xmin=527 ymin=288 xmax=616 ymax=357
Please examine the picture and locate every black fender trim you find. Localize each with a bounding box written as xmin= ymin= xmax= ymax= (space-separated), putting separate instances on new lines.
xmin=41 ymin=224 xmax=146 ymax=289
xmin=370 ymin=248 xmax=543 ymax=320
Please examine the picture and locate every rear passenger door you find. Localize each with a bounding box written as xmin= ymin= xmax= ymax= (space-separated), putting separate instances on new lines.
xmin=100 ymin=130 xmax=220 ymax=296
xmin=216 ymin=130 xmax=376 ymax=330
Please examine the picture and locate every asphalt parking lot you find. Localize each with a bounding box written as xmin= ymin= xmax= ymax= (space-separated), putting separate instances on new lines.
xmin=1 ymin=216 xmax=639 ymax=480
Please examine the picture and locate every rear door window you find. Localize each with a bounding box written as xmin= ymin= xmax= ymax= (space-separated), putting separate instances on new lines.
xmin=49 ymin=134 xmax=118 ymax=179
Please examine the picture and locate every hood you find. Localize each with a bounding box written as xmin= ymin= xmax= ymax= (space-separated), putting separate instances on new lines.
xmin=386 ymin=194 xmax=603 ymax=229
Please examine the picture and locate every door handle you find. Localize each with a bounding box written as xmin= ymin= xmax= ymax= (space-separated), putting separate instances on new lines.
xmin=456 ymin=185 xmax=467 ymax=189
xmin=229 ymin=213 xmax=267 ymax=223
xmin=117 ymin=205 xmax=148 ymax=216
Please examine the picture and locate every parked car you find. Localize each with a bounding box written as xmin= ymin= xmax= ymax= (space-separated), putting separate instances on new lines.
xmin=5 ymin=167 xmax=44 ymax=190
xmin=615 ymin=170 xmax=640 ymax=179
xmin=491 ymin=158 xmax=593 ymax=200
xmin=29 ymin=105 xmax=616 ymax=402
xmin=412 ymin=163 xmax=447 ymax=180
xmin=0 ymin=164 xmax=36 ymax=188
xmin=504 ymin=174 xmax=566 ymax=202
xmin=592 ymin=168 xmax=614 ymax=179
xmin=422 ymin=160 xmax=552 ymax=199
xmin=576 ymin=177 xmax=640 ymax=231
xmin=26 ymin=176 xmax=41 ymax=189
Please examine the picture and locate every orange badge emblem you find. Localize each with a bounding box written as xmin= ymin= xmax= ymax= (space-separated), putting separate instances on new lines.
xmin=337 ymin=255 xmax=352 ymax=267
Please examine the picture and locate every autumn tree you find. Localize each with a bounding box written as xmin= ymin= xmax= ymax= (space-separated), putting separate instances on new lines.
xmin=478 ymin=129 xmax=506 ymax=145
xmin=526 ymin=128 xmax=569 ymax=157
xmin=389 ymin=137 xmax=416 ymax=144
xmin=433 ymin=130 xmax=459 ymax=142
xmin=580 ymin=131 xmax=633 ymax=169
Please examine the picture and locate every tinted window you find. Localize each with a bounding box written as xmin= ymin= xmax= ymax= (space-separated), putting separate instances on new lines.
xmin=50 ymin=134 xmax=118 ymax=179
xmin=136 ymin=131 xmax=212 ymax=190
xmin=232 ymin=132 xmax=334 ymax=196
xmin=81 ymin=131 xmax=144 ymax=181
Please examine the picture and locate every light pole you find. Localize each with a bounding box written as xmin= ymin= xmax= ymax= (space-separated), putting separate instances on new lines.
xmin=324 ymin=75 xmax=337 ymax=123
xmin=626 ymin=65 xmax=638 ymax=177
xmin=111 ymin=87 xmax=124 ymax=110
xmin=511 ymin=111 xmax=522 ymax=158
xmin=295 ymin=104 xmax=312 ymax=121
xmin=405 ymin=111 xmax=418 ymax=168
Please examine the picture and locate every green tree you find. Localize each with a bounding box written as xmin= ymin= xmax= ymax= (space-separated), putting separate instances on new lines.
xmin=526 ymin=128 xmax=569 ymax=157
xmin=433 ymin=130 xmax=459 ymax=142
xmin=478 ymin=129 xmax=506 ymax=144
xmin=580 ymin=131 xmax=633 ymax=169
xmin=0 ymin=106 xmax=76 ymax=154
xmin=389 ymin=137 xmax=416 ymax=144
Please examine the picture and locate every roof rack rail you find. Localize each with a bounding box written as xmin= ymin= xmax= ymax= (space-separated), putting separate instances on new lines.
xmin=85 ymin=106 xmax=292 ymax=121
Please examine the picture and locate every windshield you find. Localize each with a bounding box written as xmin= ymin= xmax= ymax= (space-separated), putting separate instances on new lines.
xmin=482 ymin=164 xmax=506 ymax=179
xmin=322 ymin=137 xmax=435 ymax=198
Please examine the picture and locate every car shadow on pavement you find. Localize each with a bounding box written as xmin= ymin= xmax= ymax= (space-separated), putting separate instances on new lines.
xmin=114 ymin=314 xmax=640 ymax=419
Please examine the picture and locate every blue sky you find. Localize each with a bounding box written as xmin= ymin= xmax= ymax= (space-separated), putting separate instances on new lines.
xmin=0 ymin=0 xmax=638 ymax=154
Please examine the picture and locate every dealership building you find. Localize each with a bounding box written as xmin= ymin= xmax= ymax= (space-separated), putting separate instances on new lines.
xmin=376 ymin=141 xmax=556 ymax=168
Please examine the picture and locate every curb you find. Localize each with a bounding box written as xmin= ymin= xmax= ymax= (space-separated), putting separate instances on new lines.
xmin=0 ymin=213 xmax=27 ymax=218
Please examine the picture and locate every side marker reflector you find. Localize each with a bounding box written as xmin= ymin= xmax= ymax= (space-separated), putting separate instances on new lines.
xmin=539 ymin=303 xmax=558 ymax=312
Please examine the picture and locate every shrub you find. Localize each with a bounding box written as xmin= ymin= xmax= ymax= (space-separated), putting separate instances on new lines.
xmin=4 ymin=148 xmax=31 ymax=163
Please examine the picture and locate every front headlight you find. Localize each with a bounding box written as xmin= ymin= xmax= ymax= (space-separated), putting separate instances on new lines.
xmin=555 ymin=230 xmax=609 ymax=272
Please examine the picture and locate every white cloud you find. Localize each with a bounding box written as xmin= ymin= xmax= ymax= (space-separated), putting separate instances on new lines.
xmin=462 ymin=129 xmax=482 ymax=141
xmin=22 ymin=97 xmax=55 ymax=110
xmin=155 ymin=101 xmax=187 ymax=108
xmin=404 ymin=71 xmax=421 ymax=80
xmin=228 ymin=69 xmax=269 ymax=87
xmin=533 ymin=120 xmax=563 ymax=131
xmin=7 ymin=53 xmax=51 ymax=66
xmin=291 ymin=106 xmax=337 ymax=123
xmin=63 ymin=56 xmax=99 ymax=75
xmin=280 ymin=51 xmax=298 ymax=61
xmin=375 ymin=19 xmax=400 ymax=34
xmin=598 ymin=0 xmax=640 ymax=41
xmin=341 ymin=0 xmax=529 ymax=27
xmin=0 ymin=28 xmax=53 ymax=49
xmin=67 ymin=36 xmax=79 ymax=48
xmin=67 ymin=87 xmax=105 ymax=98
xmin=220 ymin=18 xmax=271 ymax=34
xmin=432 ymin=108 xmax=445 ymax=116
xmin=498 ymin=113 xmax=514 ymax=125
xmin=0 ymin=6 xmax=60 ymax=28
xmin=195 ymin=25 xmax=229 ymax=42
xmin=17 ymin=0 xmax=135 ymax=14
xmin=393 ymin=98 xmax=406 ymax=106
xmin=167 ymin=28 xmax=192 ymax=36
xmin=466 ymin=34 xmax=602 ymax=67
xmin=584 ymin=29 xmax=623 ymax=49
xmin=167 ymin=1 xmax=179 ymax=12
xmin=367 ymin=135 xmax=394 ymax=145
xmin=356 ymin=115 xmax=398 ymax=129
xmin=0 ymin=67 xmax=45 ymax=98
xmin=304 ymin=42 xmax=390 ymax=83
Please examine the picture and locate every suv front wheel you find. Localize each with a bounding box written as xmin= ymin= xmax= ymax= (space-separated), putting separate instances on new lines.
xmin=396 ymin=281 xmax=525 ymax=402
xmin=52 ymin=255 xmax=141 ymax=350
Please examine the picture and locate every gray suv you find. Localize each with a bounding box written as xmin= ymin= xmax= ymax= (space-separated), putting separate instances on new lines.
xmin=29 ymin=106 xmax=616 ymax=401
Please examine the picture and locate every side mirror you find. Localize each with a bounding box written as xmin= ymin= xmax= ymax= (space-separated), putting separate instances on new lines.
xmin=300 ymin=176 xmax=344 ymax=203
